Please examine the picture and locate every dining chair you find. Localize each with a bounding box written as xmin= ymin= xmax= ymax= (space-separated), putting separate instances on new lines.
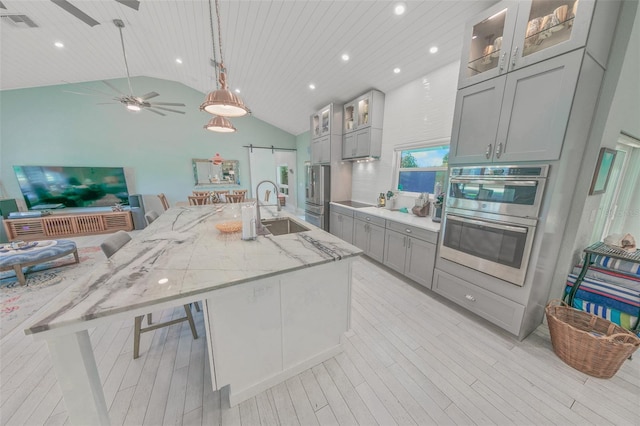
xmin=233 ymin=189 xmax=248 ymax=197
xmin=145 ymin=210 xmax=160 ymax=225
xmin=226 ymin=194 xmax=245 ymax=203
xmin=192 ymin=190 xmax=211 ymax=197
xmin=188 ymin=195 xmax=211 ymax=205
xmin=213 ymin=190 xmax=230 ymax=203
xmin=158 ymin=193 xmax=170 ymax=211
xmin=100 ymin=231 xmax=198 ymax=359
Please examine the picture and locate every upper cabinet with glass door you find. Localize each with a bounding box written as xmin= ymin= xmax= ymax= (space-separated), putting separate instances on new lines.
xmin=458 ymin=0 xmax=596 ymax=89
xmin=343 ymin=90 xmax=384 ymax=134
xmin=310 ymin=104 xmax=334 ymax=139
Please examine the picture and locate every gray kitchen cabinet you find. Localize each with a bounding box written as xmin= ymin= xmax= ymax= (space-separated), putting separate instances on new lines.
xmin=353 ymin=213 xmax=385 ymax=263
xmin=310 ymin=103 xmax=342 ymax=165
xmin=342 ymin=90 xmax=384 ymax=160
xmin=329 ymin=205 xmax=354 ymax=244
xmin=458 ymin=0 xmax=601 ymax=89
xmin=384 ymin=221 xmax=438 ymax=289
xmin=450 ymin=49 xmax=583 ymax=164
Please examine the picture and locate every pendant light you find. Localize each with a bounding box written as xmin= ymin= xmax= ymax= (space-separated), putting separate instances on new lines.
xmin=204 ymin=115 xmax=237 ymax=133
xmin=200 ymin=0 xmax=250 ymax=121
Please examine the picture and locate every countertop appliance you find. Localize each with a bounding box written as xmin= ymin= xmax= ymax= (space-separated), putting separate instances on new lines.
xmin=439 ymin=164 xmax=549 ymax=286
xmin=305 ymin=165 xmax=330 ymax=230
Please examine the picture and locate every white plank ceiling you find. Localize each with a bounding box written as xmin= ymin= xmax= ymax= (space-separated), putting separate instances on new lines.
xmin=0 ymin=0 xmax=497 ymax=135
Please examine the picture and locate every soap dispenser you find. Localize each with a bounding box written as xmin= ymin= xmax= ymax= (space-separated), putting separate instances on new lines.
xmin=378 ymin=193 xmax=386 ymax=208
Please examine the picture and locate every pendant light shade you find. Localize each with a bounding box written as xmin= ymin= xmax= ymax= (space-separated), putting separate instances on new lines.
xmin=200 ymin=72 xmax=250 ymax=117
xmin=204 ymin=115 xmax=237 ymax=133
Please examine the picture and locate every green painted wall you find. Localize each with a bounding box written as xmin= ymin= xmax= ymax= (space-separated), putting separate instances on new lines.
xmin=0 ymin=76 xmax=297 ymax=208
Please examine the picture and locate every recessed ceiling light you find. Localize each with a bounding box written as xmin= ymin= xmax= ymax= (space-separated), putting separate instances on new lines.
xmin=235 ymin=88 xmax=241 ymax=94
xmin=393 ymin=68 xmax=401 ymax=74
xmin=429 ymin=46 xmax=438 ymax=54
xmin=175 ymin=58 xmax=183 ymax=64
xmin=341 ymin=53 xmax=349 ymax=62
xmin=394 ymin=2 xmax=406 ymax=15
xmin=309 ymin=84 xmax=316 ymax=90
xmin=54 ymin=41 xmax=64 ymax=48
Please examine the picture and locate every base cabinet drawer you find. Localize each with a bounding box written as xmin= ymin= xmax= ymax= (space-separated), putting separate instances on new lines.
xmin=433 ymin=269 xmax=525 ymax=335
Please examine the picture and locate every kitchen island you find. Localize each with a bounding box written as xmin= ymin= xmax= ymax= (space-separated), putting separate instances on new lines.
xmin=25 ymin=204 xmax=362 ymax=425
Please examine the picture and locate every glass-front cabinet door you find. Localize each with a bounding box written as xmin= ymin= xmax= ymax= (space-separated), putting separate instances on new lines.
xmin=356 ymin=94 xmax=370 ymax=128
xmin=344 ymin=102 xmax=356 ymax=133
xmin=458 ymin=1 xmax=518 ymax=89
xmin=320 ymin=106 xmax=330 ymax=136
xmin=511 ymin=0 xmax=595 ymax=70
xmin=310 ymin=112 xmax=321 ymax=139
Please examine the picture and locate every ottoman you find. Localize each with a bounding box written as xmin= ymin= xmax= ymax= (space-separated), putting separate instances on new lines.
xmin=0 ymin=240 xmax=79 ymax=286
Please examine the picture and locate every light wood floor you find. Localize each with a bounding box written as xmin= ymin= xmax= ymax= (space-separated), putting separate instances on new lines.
xmin=0 ymin=234 xmax=638 ymax=425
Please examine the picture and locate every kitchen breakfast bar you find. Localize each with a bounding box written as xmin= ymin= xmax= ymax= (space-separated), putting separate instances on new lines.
xmin=24 ymin=205 xmax=362 ymax=425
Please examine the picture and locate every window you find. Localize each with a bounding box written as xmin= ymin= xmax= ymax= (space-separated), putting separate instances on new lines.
xmin=395 ymin=142 xmax=449 ymax=194
xmin=276 ymin=165 xmax=289 ymax=196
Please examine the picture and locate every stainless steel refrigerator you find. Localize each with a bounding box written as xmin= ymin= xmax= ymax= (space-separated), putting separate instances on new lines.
xmin=305 ymin=164 xmax=330 ymax=230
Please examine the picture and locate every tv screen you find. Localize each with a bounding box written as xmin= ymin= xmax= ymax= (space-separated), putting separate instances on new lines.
xmin=13 ymin=166 xmax=130 ymax=209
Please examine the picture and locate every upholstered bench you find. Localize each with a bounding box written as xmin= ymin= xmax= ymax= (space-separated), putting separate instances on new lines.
xmin=0 ymin=240 xmax=79 ymax=286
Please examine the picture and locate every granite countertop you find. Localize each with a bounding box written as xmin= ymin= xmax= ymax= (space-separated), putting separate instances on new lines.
xmin=330 ymin=202 xmax=441 ymax=233
xmin=26 ymin=205 xmax=362 ymax=335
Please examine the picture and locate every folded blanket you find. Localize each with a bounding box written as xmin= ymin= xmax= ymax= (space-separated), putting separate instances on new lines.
xmin=572 ymin=265 xmax=640 ymax=292
xmin=565 ymin=273 xmax=640 ymax=316
xmin=572 ymin=298 xmax=639 ymax=332
xmin=588 ymin=254 xmax=640 ymax=278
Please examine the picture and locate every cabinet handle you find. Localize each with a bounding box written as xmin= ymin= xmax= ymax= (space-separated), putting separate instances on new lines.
xmin=485 ymin=144 xmax=492 ymax=159
xmin=498 ymin=51 xmax=507 ymax=71
xmin=511 ymin=46 xmax=518 ymax=68
xmin=407 ymin=238 xmax=411 ymax=249
xmin=405 ymin=229 xmax=411 ymax=233
xmin=496 ymin=142 xmax=503 ymax=158
xmin=403 ymin=236 xmax=406 ymax=247
xmin=465 ymin=294 xmax=476 ymax=302
xmin=366 ymin=217 xmax=371 ymax=221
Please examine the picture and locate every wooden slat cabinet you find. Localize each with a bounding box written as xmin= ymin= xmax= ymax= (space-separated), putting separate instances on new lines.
xmin=4 ymin=211 xmax=133 ymax=241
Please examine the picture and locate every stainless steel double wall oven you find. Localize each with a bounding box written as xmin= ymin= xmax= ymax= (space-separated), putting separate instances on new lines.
xmin=439 ymin=164 xmax=549 ymax=286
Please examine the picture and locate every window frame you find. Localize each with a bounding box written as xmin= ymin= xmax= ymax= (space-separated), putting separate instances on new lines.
xmin=392 ymin=137 xmax=450 ymax=196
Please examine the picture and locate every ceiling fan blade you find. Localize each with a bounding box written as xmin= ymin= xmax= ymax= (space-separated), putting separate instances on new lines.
xmin=114 ymin=0 xmax=140 ymax=11
xmin=152 ymin=102 xmax=186 ymax=107
xmin=153 ymin=106 xmax=186 ymax=115
xmin=139 ymin=92 xmax=159 ymax=100
xmin=145 ymin=108 xmax=166 ymax=116
xmin=63 ymin=90 xmax=107 ymax=97
xmin=102 ymin=80 xmax=127 ymax=96
xmin=96 ymin=102 xmax=117 ymax=105
xmin=50 ymin=0 xmax=100 ymax=27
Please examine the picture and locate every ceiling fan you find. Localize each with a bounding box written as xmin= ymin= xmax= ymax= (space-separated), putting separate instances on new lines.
xmin=70 ymin=19 xmax=186 ymax=116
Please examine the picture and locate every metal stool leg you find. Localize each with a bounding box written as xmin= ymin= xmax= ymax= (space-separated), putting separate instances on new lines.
xmin=183 ymin=305 xmax=198 ymax=339
xmin=134 ymin=315 xmax=144 ymax=359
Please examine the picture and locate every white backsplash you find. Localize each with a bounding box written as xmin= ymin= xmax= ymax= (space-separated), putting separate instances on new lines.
xmin=351 ymin=61 xmax=460 ymax=204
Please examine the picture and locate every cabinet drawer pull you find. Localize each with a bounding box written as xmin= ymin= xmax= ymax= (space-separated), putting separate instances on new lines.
xmin=403 ymin=236 xmax=406 ymax=247
xmin=511 ymin=46 xmax=518 ymax=68
xmin=485 ymin=143 xmax=492 ymax=159
xmin=366 ymin=217 xmax=371 ymax=221
xmin=465 ymin=294 xmax=476 ymax=302
xmin=496 ymin=142 xmax=503 ymax=158
xmin=405 ymin=229 xmax=411 ymax=233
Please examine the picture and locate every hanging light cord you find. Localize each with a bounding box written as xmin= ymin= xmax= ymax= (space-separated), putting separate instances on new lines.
xmin=208 ymin=0 xmax=220 ymax=89
xmin=117 ymin=23 xmax=135 ymax=96
xmin=215 ymin=0 xmax=225 ymax=71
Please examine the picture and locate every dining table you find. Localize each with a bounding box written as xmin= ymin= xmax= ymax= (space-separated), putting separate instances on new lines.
xmin=25 ymin=204 xmax=362 ymax=425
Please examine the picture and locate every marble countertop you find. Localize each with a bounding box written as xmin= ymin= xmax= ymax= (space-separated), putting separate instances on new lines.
xmin=26 ymin=205 xmax=362 ymax=335
xmin=330 ymin=202 xmax=441 ymax=233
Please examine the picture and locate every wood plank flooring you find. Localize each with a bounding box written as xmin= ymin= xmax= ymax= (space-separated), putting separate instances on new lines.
xmin=1 ymin=234 xmax=638 ymax=425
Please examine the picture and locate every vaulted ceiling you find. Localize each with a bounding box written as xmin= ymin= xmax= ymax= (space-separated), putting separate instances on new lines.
xmin=0 ymin=0 xmax=497 ymax=135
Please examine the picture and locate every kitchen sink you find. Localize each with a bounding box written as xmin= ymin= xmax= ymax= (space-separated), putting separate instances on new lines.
xmin=261 ymin=217 xmax=309 ymax=236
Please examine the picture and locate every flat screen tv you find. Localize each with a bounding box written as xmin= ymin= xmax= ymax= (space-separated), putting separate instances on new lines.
xmin=13 ymin=165 xmax=130 ymax=210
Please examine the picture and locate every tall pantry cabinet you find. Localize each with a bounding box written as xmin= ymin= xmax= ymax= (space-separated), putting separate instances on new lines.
xmin=438 ymin=0 xmax=627 ymax=339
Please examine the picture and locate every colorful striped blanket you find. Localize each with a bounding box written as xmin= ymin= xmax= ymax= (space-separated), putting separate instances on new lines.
xmin=572 ymin=298 xmax=639 ymax=333
xmin=565 ymin=273 xmax=640 ymax=316
xmin=588 ymin=254 xmax=640 ymax=278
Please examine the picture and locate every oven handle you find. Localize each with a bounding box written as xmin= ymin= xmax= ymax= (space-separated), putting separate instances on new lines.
xmin=446 ymin=214 xmax=528 ymax=234
xmin=449 ymin=178 xmax=539 ymax=186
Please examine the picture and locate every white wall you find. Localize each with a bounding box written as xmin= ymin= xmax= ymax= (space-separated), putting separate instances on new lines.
xmin=351 ymin=61 xmax=459 ymax=204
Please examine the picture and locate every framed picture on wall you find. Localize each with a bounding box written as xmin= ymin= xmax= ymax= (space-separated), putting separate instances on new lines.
xmin=589 ymin=148 xmax=617 ymax=195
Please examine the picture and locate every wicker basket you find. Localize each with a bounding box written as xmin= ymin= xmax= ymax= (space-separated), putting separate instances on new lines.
xmin=545 ymin=299 xmax=640 ymax=378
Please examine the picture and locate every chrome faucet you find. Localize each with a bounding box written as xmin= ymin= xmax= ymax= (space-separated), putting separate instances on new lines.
xmin=255 ymin=180 xmax=281 ymax=235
